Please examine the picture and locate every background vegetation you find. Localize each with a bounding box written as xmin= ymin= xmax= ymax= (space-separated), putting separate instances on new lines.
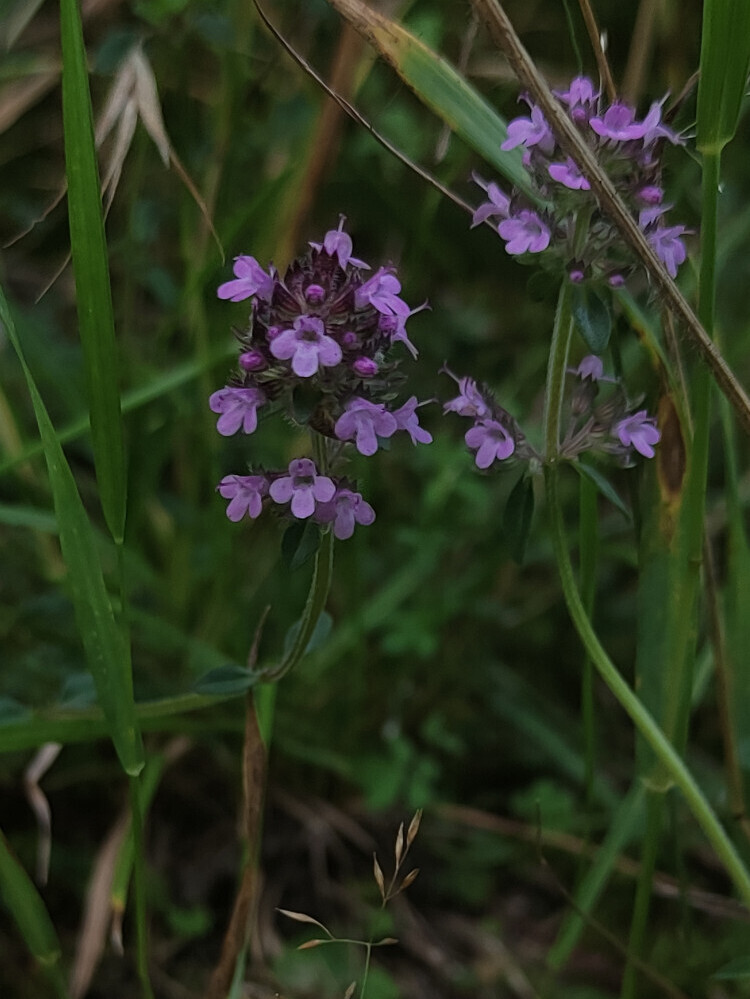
xmin=2 ymin=0 xmax=750 ymax=997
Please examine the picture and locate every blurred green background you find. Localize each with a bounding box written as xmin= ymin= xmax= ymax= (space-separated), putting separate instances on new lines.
xmin=2 ymin=1 xmax=750 ymax=997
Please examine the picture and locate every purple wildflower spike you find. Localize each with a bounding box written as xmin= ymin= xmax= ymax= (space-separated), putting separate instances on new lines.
xmin=615 ymin=411 xmax=660 ymax=458
xmin=465 ymin=419 xmax=516 ymax=468
xmin=217 ymin=256 xmax=275 ymax=303
xmin=269 ymin=458 xmax=336 ymax=519
xmin=315 ymin=487 xmax=376 ymax=540
xmin=209 ymin=386 xmax=266 ymax=436
xmin=647 ymin=225 xmax=689 ymax=278
xmin=217 ymin=474 xmax=268 ymax=521
xmin=392 ymin=396 xmax=433 ymax=445
xmin=270 ymin=315 xmax=343 ymax=377
xmin=334 ymin=397 xmax=398 ymax=456
xmin=502 ymin=104 xmax=555 ymax=154
xmin=498 ymin=211 xmax=551 ymax=254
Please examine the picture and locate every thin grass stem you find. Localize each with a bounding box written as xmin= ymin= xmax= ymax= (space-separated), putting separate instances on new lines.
xmin=128 ymin=776 xmax=154 ymax=999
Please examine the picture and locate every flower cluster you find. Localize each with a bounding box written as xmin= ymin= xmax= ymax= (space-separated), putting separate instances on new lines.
xmin=444 ymin=356 xmax=660 ymax=471
xmin=473 ymin=77 xmax=688 ymax=283
xmin=211 ymin=219 xmax=431 ymax=539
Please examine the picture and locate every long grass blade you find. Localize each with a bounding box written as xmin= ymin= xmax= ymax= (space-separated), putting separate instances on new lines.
xmin=60 ymin=0 xmax=127 ymax=543
xmin=323 ymin=0 xmax=536 ymax=200
xmin=0 ymin=287 xmax=143 ymax=775
xmin=0 ymin=830 xmax=68 ymax=998
xmin=696 ymin=0 xmax=750 ymax=154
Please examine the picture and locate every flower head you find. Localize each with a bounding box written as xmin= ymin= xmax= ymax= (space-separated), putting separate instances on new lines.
xmin=465 ymin=419 xmax=516 ymax=468
xmin=498 ymin=211 xmax=551 ymax=255
xmin=310 ymin=216 xmax=370 ymax=270
xmin=269 ymin=458 xmax=336 ymax=519
xmin=392 ymin=396 xmax=433 ymax=445
xmin=442 ymin=372 xmax=491 ymax=420
xmin=315 ymin=487 xmax=376 ymax=540
xmin=615 ymin=411 xmax=660 ymax=458
xmin=217 ymin=256 xmax=275 ymax=303
xmin=269 ymin=315 xmax=343 ymax=378
xmin=502 ymin=104 xmax=555 ymax=154
xmin=334 ymin=397 xmax=398 ymax=456
xmin=217 ymin=475 xmax=268 ymax=521
xmin=209 ymin=387 xmax=266 ymax=436
xmin=647 ymin=225 xmax=689 ymax=278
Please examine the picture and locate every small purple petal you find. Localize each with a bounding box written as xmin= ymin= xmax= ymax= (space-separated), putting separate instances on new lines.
xmin=334 ymin=398 xmax=398 ymax=456
xmin=498 ymin=211 xmax=551 ymax=255
xmin=217 ymin=474 xmax=268 ymax=521
xmin=217 ymin=255 xmax=275 ymax=302
xmin=209 ymin=387 xmax=266 ymax=436
xmin=392 ymin=396 xmax=432 ymax=445
xmin=465 ymin=420 xmax=515 ymax=468
xmin=615 ymin=411 xmax=660 ymax=458
xmin=548 ymin=158 xmax=590 ymax=190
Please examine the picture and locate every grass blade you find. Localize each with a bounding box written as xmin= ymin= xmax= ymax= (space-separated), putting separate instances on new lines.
xmin=60 ymin=0 xmax=127 ymax=543
xmin=0 ymin=830 xmax=68 ymax=998
xmin=696 ymin=0 xmax=750 ymax=153
xmin=324 ymin=0 xmax=537 ymax=200
xmin=0 ymin=287 xmax=143 ymax=775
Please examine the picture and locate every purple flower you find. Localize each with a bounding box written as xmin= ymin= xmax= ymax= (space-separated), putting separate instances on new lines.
xmin=638 ymin=185 xmax=664 ymax=205
xmin=270 ymin=315 xmax=343 ymax=377
xmin=353 ymin=357 xmax=379 ymax=378
xmin=239 ymin=350 xmax=267 ymax=372
xmin=639 ymin=100 xmax=682 ymax=147
xmin=443 ymin=373 xmax=491 ymax=420
xmin=548 ymin=158 xmax=590 ymax=190
xmin=209 ymin=386 xmax=266 ymax=436
xmin=315 ymin=488 xmax=376 ymax=540
xmin=589 ymin=103 xmax=647 ymax=142
xmin=498 ymin=211 xmax=551 ymax=254
xmin=392 ymin=396 xmax=432 ymax=445
xmin=502 ymin=105 xmax=555 ymax=154
xmin=615 ymin=411 xmax=660 ymax=458
xmin=571 ymin=355 xmax=604 ymax=381
xmin=355 ymin=267 xmax=410 ymax=318
xmin=310 ymin=217 xmax=370 ymax=270
xmin=556 ymin=76 xmax=598 ymax=113
xmin=217 ymin=474 xmax=268 ymax=521
xmin=377 ymin=301 xmax=427 ymax=359
xmin=269 ymin=458 xmax=336 ymax=519
xmin=334 ymin=397 xmax=398 ymax=456
xmin=465 ymin=419 xmax=516 ymax=468
xmin=217 ymin=256 xmax=275 ymax=303
xmin=648 ymin=225 xmax=689 ymax=277
xmin=471 ymin=173 xmax=511 ymax=227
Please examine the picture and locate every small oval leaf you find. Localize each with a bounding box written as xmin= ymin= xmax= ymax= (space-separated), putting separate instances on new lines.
xmin=193 ymin=665 xmax=257 ymax=695
xmin=571 ymin=285 xmax=612 ymax=354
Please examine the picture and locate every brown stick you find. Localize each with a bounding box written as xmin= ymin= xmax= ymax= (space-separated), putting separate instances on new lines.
xmin=470 ymin=0 xmax=750 ymax=439
xmin=577 ymin=0 xmax=617 ymax=102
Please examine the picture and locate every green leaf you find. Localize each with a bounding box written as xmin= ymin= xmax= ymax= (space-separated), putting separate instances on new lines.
xmin=283 ymin=610 xmax=333 ymax=659
xmin=281 ymin=520 xmax=322 ymax=570
xmin=193 ymin=665 xmax=258 ymax=696
xmin=573 ymin=461 xmax=630 ymax=519
xmin=503 ymin=474 xmax=534 ymax=564
xmin=0 ymin=286 xmax=143 ymax=776
xmin=325 ymin=0 xmax=537 ymax=201
xmin=697 ymin=0 xmax=750 ymax=153
xmin=60 ymin=0 xmax=127 ymax=542
xmin=713 ymin=957 xmax=750 ymax=980
xmin=571 ymin=285 xmax=612 ymax=354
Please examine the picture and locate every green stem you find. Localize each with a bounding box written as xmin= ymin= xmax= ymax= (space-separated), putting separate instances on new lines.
xmin=621 ymin=791 xmax=663 ymax=999
xmin=261 ymin=528 xmax=335 ymax=682
xmin=544 ymin=463 xmax=750 ymax=908
xmin=578 ymin=473 xmax=598 ymax=815
xmin=128 ymin=775 xmax=154 ymax=999
xmin=543 ymin=282 xmax=575 ymax=460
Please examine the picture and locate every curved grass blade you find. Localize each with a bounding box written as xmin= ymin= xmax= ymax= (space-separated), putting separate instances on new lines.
xmin=60 ymin=0 xmax=127 ymax=543
xmin=0 ymin=287 xmax=143 ymax=775
xmin=323 ymin=0 xmax=537 ymax=201
xmin=0 ymin=830 xmax=67 ymax=998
